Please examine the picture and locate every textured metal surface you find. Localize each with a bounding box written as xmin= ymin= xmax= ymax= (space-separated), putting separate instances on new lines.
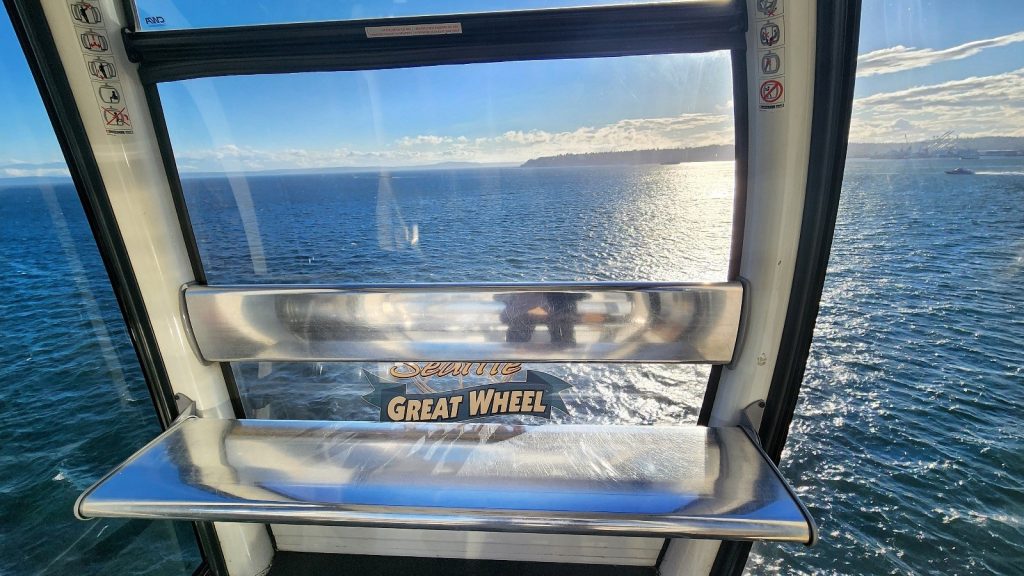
xmin=76 ymin=418 xmax=813 ymax=543
xmin=183 ymin=283 xmax=743 ymax=363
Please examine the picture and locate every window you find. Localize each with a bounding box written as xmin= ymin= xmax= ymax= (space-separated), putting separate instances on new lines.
xmin=161 ymin=55 xmax=735 ymax=284
xmin=0 ymin=11 xmax=200 ymax=575
xmin=159 ymin=52 xmax=737 ymax=424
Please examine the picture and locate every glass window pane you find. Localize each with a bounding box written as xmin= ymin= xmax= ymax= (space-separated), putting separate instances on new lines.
xmin=180 ymin=164 xmax=734 ymax=283
xmin=160 ymin=53 xmax=735 ymax=426
xmin=0 ymin=13 xmax=200 ymax=576
xmin=134 ymin=0 xmax=687 ymax=31
xmin=162 ymin=54 xmax=735 ymax=284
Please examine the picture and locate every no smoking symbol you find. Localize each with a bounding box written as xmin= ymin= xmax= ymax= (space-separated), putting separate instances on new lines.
xmin=760 ymin=79 xmax=783 ymax=103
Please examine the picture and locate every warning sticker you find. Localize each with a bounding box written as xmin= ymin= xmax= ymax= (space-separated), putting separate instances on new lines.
xmin=96 ymin=83 xmax=123 ymax=105
xmin=68 ymin=1 xmax=135 ymax=136
xmin=758 ymin=19 xmax=784 ymax=48
xmin=759 ymin=48 xmax=784 ymax=77
xmin=79 ymin=29 xmax=108 ymax=53
xmin=102 ymin=106 xmax=133 ymax=134
xmin=755 ymin=7 xmax=784 ymax=112
xmin=86 ymin=56 xmax=117 ymax=80
xmin=365 ymin=22 xmax=463 ymax=38
xmin=758 ymin=79 xmax=785 ymax=110
xmin=70 ymin=1 xmax=102 ymax=25
xmin=755 ymin=0 xmax=783 ymax=19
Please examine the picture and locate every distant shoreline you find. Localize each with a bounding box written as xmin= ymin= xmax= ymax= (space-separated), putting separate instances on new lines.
xmin=521 ymin=136 xmax=1024 ymax=167
xmin=3 ymin=136 xmax=1023 ymax=182
xmin=521 ymin=145 xmax=733 ymax=168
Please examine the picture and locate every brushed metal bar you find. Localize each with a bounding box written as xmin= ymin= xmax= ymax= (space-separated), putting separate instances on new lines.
xmin=183 ymin=282 xmax=743 ymax=363
xmin=76 ymin=419 xmax=814 ymax=543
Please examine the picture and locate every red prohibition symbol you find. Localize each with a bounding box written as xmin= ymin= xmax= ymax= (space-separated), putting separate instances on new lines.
xmin=760 ymin=79 xmax=784 ymax=103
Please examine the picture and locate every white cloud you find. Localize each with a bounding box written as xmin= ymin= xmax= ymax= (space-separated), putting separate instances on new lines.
xmin=176 ymin=145 xmax=388 ymax=171
xmin=0 ymin=167 xmax=71 ymax=178
xmin=857 ymin=31 xmax=1024 ymax=77
xmin=171 ymin=64 xmax=1024 ymax=171
xmin=890 ymin=118 xmax=916 ymax=132
xmin=397 ymin=135 xmax=453 ymax=146
xmin=0 ymin=161 xmax=70 ymax=179
xmin=850 ymin=67 xmax=1024 ymax=141
xmin=175 ymin=113 xmax=734 ymax=171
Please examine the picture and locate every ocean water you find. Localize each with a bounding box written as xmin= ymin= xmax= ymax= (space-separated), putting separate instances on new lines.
xmin=0 ymin=159 xmax=1021 ymax=574
xmin=752 ymin=159 xmax=1024 ymax=575
xmin=0 ymin=183 xmax=201 ymax=574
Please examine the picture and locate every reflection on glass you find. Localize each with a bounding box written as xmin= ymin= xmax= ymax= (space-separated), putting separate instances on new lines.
xmin=498 ymin=292 xmax=585 ymax=345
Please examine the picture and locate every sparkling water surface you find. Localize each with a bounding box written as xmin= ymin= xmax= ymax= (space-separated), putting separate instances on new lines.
xmin=183 ymin=163 xmax=734 ymax=425
xmin=752 ymin=159 xmax=1023 ymax=575
xmin=1 ymin=159 xmax=1021 ymax=574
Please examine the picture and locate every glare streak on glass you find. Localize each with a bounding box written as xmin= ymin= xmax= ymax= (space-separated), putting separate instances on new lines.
xmin=41 ymin=187 xmax=133 ymax=402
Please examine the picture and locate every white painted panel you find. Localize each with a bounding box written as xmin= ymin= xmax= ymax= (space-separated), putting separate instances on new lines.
xmin=39 ymin=1 xmax=273 ymax=573
xmin=664 ymin=0 xmax=819 ymax=573
xmin=272 ymin=525 xmax=662 ymax=566
xmin=713 ymin=0 xmax=818 ymax=426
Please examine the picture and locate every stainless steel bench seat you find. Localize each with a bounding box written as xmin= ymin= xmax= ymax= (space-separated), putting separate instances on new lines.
xmin=76 ymin=419 xmax=815 ymax=544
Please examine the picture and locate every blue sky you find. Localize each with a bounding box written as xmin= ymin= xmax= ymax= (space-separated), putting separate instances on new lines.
xmin=2 ymin=0 xmax=1023 ymax=175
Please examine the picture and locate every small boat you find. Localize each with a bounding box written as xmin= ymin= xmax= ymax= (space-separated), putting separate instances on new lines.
xmin=945 ymin=167 xmax=975 ymax=175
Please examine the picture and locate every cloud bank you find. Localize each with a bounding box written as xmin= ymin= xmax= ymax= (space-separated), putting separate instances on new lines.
xmin=6 ymin=32 xmax=1023 ymax=176
xmin=0 ymin=161 xmax=71 ymax=179
xmin=849 ymin=67 xmax=1024 ymax=141
xmin=171 ymin=64 xmax=1024 ymax=171
xmin=857 ymin=31 xmax=1024 ymax=77
xmin=176 ymin=112 xmax=735 ymax=172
